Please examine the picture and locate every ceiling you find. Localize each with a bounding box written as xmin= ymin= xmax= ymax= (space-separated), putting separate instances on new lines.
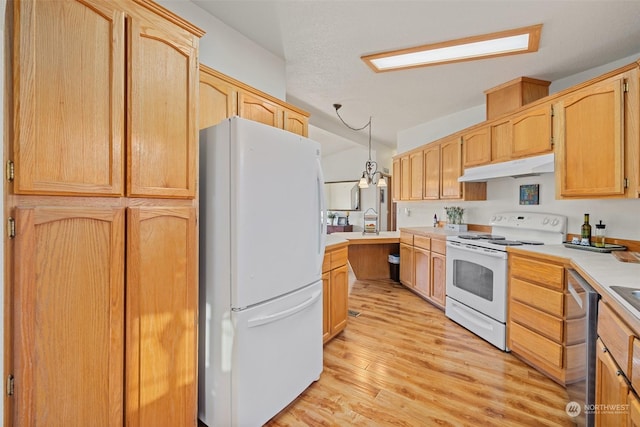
xmin=192 ymin=1 xmax=640 ymax=151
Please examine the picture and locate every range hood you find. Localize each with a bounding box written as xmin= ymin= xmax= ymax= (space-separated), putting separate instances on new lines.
xmin=458 ymin=153 xmax=555 ymax=182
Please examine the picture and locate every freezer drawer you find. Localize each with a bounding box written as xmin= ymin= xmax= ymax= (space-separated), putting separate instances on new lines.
xmin=204 ymin=281 xmax=323 ymax=427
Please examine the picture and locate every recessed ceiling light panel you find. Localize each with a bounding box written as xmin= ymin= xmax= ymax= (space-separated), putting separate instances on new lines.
xmin=362 ymin=24 xmax=542 ymax=72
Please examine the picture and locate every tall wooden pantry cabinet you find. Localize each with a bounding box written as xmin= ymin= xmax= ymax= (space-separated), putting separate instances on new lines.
xmin=6 ymin=0 xmax=203 ymax=425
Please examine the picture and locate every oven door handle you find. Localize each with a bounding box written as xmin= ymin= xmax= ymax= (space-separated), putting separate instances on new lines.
xmin=446 ymin=241 xmax=508 ymax=259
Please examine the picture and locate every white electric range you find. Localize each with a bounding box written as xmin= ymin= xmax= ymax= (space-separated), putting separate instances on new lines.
xmin=445 ymin=212 xmax=567 ymax=350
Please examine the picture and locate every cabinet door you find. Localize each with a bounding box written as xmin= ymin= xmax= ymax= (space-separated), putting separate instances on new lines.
xmin=555 ymin=76 xmax=626 ymax=198
xmin=423 ymin=145 xmax=440 ymax=200
xmin=13 ymin=207 xmax=125 ymax=426
xmin=239 ymin=91 xmax=283 ymax=128
xmin=392 ymin=158 xmax=401 ymax=201
xmin=595 ymin=338 xmax=629 ymax=426
xmin=491 ymin=119 xmax=512 ymax=163
xmin=128 ymin=12 xmax=198 ymax=198
xmin=430 ymin=252 xmax=447 ymax=308
xmin=462 ymin=126 xmax=491 ymax=167
xmin=511 ymin=105 xmax=552 ymax=158
xmin=199 ymin=67 xmax=237 ymax=130
xmin=409 ymin=151 xmax=424 ymax=200
xmin=400 ymin=155 xmax=411 ymax=200
xmin=440 ymin=138 xmax=463 ymax=199
xmin=13 ymin=0 xmax=125 ymax=196
xmin=322 ymin=271 xmax=331 ymax=343
xmin=126 ymin=207 xmax=197 ymax=427
xmin=283 ymin=110 xmax=309 ymax=136
xmin=413 ymin=247 xmax=431 ymax=298
xmin=330 ymin=265 xmax=349 ymax=336
xmin=399 ymin=243 xmax=414 ymax=287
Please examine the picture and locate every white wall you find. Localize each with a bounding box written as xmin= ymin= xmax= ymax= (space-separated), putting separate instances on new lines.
xmin=156 ymin=0 xmax=286 ymax=99
xmin=395 ymin=53 xmax=640 ymax=242
xmin=397 ymin=173 xmax=640 ymax=241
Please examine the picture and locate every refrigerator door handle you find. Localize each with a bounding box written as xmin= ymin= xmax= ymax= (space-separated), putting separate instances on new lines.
xmin=316 ymin=157 xmax=327 ymax=270
xmin=247 ymin=290 xmax=322 ymax=328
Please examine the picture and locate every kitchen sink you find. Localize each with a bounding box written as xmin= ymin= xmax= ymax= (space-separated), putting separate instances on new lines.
xmin=610 ymin=286 xmax=640 ymax=312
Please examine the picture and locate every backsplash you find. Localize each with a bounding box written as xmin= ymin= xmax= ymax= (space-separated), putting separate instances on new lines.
xmin=396 ymin=173 xmax=640 ymax=241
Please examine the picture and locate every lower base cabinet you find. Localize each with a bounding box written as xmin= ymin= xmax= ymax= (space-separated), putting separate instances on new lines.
xmin=399 ymin=231 xmax=446 ymax=310
xmin=11 ymin=205 xmax=198 ymax=425
xmin=323 ymin=244 xmax=349 ymax=343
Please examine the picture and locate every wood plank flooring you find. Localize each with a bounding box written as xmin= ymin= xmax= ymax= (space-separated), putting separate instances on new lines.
xmin=266 ymin=279 xmax=575 ymax=427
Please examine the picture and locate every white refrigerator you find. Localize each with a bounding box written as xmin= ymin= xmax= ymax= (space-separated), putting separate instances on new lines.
xmin=198 ymin=117 xmax=326 ymax=427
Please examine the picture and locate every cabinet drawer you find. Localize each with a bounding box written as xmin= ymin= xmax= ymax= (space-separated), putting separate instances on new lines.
xmin=400 ymin=232 xmax=414 ymax=245
xmin=510 ymin=322 xmax=563 ymax=369
xmin=431 ymin=239 xmax=446 ymax=255
xmin=322 ymin=253 xmax=331 ymax=273
xmin=511 ymin=277 xmax=564 ymax=316
xmin=511 ymin=300 xmax=563 ymax=342
xmin=330 ymin=247 xmax=348 ymax=270
xmin=414 ymin=235 xmax=431 ymax=250
xmin=598 ymin=302 xmax=634 ymax=377
xmin=510 ymin=255 xmax=564 ymax=290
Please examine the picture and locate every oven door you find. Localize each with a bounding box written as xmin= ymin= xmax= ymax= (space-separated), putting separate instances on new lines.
xmin=445 ymin=241 xmax=508 ymax=322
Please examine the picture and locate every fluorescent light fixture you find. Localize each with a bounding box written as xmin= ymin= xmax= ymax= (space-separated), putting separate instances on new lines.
xmin=362 ymin=24 xmax=542 ymax=72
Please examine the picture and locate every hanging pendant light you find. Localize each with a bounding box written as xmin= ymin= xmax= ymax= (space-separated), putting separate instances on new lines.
xmin=334 ymin=103 xmax=387 ymax=188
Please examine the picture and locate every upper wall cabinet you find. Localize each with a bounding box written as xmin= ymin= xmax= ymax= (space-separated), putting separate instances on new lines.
xmin=13 ymin=0 xmax=125 ymax=196
xmin=555 ymin=71 xmax=636 ymax=198
xmin=199 ymin=65 xmax=309 ymax=136
xmin=394 ymin=138 xmax=486 ymax=202
xmin=127 ymin=5 xmax=200 ymax=198
xmin=462 ymin=103 xmax=552 ymax=168
xmin=13 ymin=0 xmax=201 ymax=199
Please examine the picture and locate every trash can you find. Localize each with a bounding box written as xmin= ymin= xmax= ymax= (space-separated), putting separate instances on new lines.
xmin=388 ymin=254 xmax=400 ymax=282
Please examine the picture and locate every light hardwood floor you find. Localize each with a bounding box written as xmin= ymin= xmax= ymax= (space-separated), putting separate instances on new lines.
xmin=266 ymin=279 xmax=575 ymax=427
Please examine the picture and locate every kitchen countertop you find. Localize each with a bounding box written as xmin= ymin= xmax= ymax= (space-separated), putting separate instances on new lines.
xmin=329 ymin=231 xmax=400 ymax=245
xmin=400 ymin=226 xmax=466 ymax=239
xmin=509 ymin=244 xmax=640 ymax=321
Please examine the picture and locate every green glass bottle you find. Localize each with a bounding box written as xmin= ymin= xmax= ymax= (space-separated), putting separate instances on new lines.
xmin=581 ymin=213 xmax=592 ymax=243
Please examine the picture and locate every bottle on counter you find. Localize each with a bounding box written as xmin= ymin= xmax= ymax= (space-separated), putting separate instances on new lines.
xmin=595 ymin=220 xmax=606 ymax=248
xmin=433 ymin=214 xmax=438 ymax=228
xmin=581 ymin=213 xmax=592 ymax=245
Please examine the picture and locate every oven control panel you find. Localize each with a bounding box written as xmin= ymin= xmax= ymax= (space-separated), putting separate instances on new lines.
xmin=489 ymin=212 xmax=567 ymax=234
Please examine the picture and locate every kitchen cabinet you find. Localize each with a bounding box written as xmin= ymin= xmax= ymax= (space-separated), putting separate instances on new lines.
xmin=323 ymin=244 xmax=349 ymax=343
xmin=199 ymin=65 xmax=238 ymax=130
xmin=12 ymin=207 xmax=125 ymax=426
xmin=13 ymin=0 xmax=200 ymax=199
xmin=8 ymin=0 xmax=203 ymax=425
xmin=462 ymin=126 xmax=491 ymax=167
xmin=399 ymin=231 xmax=446 ymax=310
xmin=595 ymin=337 xmax=629 ymax=426
xmin=412 ymin=236 xmax=431 ymax=298
xmin=440 ymin=138 xmax=463 ymax=199
xmin=126 ymin=207 xmax=198 ymax=426
xmin=555 ymin=72 xmax=629 ymax=198
xmin=462 ymin=104 xmax=551 ymax=168
xmin=422 ymin=145 xmax=440 ymax=200
xmin=392 ymin=157 xmax=401 ymax=201
xmin=199 ymin=65 xmax=309 ymax=136
xmin=507 ymin=253 xmax=583 ymax=384
xmin=510 ymin=104 xmax=553 ymax=158
xmin=399 ymin=242 xmax=414 ymax=288
xmin=430 ymin=240 xmax=447 ymax=309
xmin=409 ymin=151 xmax=424 ymax=200
xmin=400 ymin=155 xmax=411 ymax=201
